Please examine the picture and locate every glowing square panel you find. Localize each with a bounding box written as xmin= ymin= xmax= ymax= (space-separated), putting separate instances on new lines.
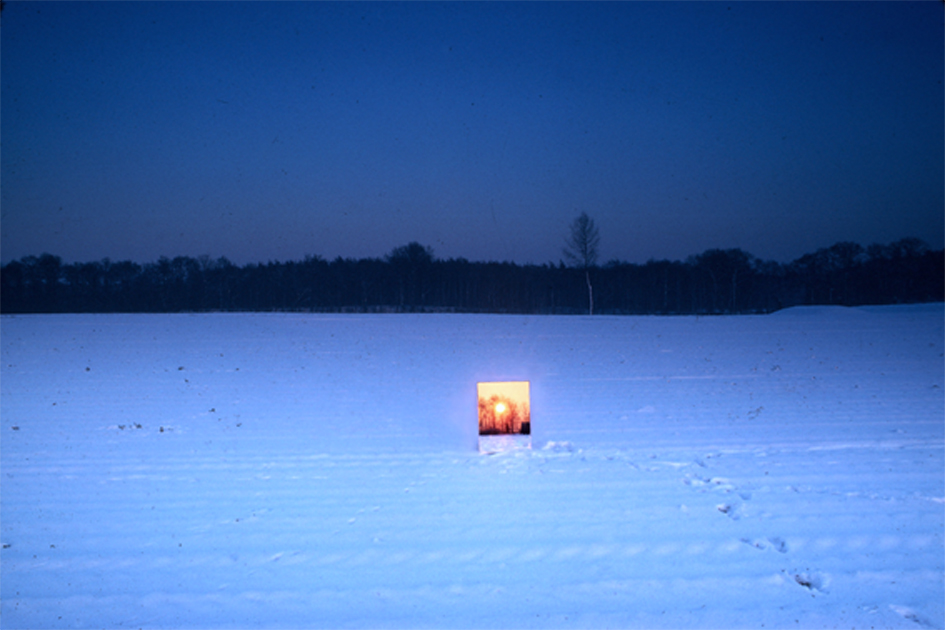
xmin=478 ymin=381 xmax=530 ymax=441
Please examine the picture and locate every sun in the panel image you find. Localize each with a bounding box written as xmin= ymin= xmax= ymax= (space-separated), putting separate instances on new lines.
xmin=477 ymin=381 xmax=530 ymax=435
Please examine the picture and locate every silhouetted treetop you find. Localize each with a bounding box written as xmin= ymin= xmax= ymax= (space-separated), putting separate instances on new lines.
xmin=563 ymin=212 xmax=600 ymax=270
xmin=386 ymin=242 xmax=435 ymax=266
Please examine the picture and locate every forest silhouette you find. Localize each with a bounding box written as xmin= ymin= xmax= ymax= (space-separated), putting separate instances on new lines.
xmin=478 ymin=395 xmax=531 ymax=436
xmin=1 ymin=238 xmax=941 ymax=314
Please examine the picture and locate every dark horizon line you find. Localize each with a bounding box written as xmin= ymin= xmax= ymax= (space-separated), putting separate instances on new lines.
xmin=2 ymin=236 xmax=939 ymax=270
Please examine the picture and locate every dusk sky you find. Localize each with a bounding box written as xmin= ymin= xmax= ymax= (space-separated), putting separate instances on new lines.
xmin=2 ymin=1 xmax=942 ymax=266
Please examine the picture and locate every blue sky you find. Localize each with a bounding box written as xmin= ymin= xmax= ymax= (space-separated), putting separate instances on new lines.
xmin=2 ymin=1 xmax=942 ymax=265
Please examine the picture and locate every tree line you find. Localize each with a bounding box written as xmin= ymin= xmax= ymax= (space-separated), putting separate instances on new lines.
xmin=1 ymin=238 xmax=941 ymax=315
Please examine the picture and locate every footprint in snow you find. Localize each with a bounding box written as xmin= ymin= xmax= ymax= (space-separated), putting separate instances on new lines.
xmin=717 ymin=503 xmax=740 ymax=520
xmin=740 ymin=537 xmax=788 ymax=553
xmin=686 ymin=474 xmax=744 ymax=497
xmin=790 ymin=570 xmax=829 ymax=594
xmin=890 ymin=605 xmax=935 ymax=628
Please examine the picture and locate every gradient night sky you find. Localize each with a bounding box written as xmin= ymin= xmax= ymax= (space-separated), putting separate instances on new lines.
xmin=2 ymin=1 xmax=942 ymax=266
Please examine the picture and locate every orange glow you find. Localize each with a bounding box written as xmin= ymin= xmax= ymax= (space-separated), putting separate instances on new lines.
xmin=478 ymin=381 xmax=530 ymax=436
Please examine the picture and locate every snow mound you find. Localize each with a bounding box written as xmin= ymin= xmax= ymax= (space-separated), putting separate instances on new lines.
xmin=770 ymin=304 xmax=872 ymax=318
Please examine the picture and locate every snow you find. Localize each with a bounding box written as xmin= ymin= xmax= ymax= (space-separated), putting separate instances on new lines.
xmin=2 ymin=305 xmax=942 ymax=629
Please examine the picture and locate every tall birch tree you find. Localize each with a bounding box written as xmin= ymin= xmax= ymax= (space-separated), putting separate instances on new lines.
xmin=563 ymin=212 xmax=600 ymax=315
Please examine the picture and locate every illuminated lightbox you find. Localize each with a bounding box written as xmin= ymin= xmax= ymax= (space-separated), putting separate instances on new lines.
xmin=478 ymin=381 xmax=531 ymax=453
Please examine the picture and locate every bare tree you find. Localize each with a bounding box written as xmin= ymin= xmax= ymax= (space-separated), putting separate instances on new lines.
xmin=563 ymin=212 xmax=600 ymax=315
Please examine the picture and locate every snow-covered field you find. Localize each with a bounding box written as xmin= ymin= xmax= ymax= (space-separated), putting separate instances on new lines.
xmin=2 ymin=305 xmax=942 ymax=629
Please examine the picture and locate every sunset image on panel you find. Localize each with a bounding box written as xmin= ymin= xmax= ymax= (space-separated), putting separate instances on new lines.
xmin=478 ymin=381 xmax=530 ymax=436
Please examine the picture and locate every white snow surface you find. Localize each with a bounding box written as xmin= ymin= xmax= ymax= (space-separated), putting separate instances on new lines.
xmin=2 ymin=305 xmax=943 ymax=629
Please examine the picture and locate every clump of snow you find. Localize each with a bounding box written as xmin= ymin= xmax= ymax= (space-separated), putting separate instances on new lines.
xmin=2 ymin=305 xmax=942 ymax=628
